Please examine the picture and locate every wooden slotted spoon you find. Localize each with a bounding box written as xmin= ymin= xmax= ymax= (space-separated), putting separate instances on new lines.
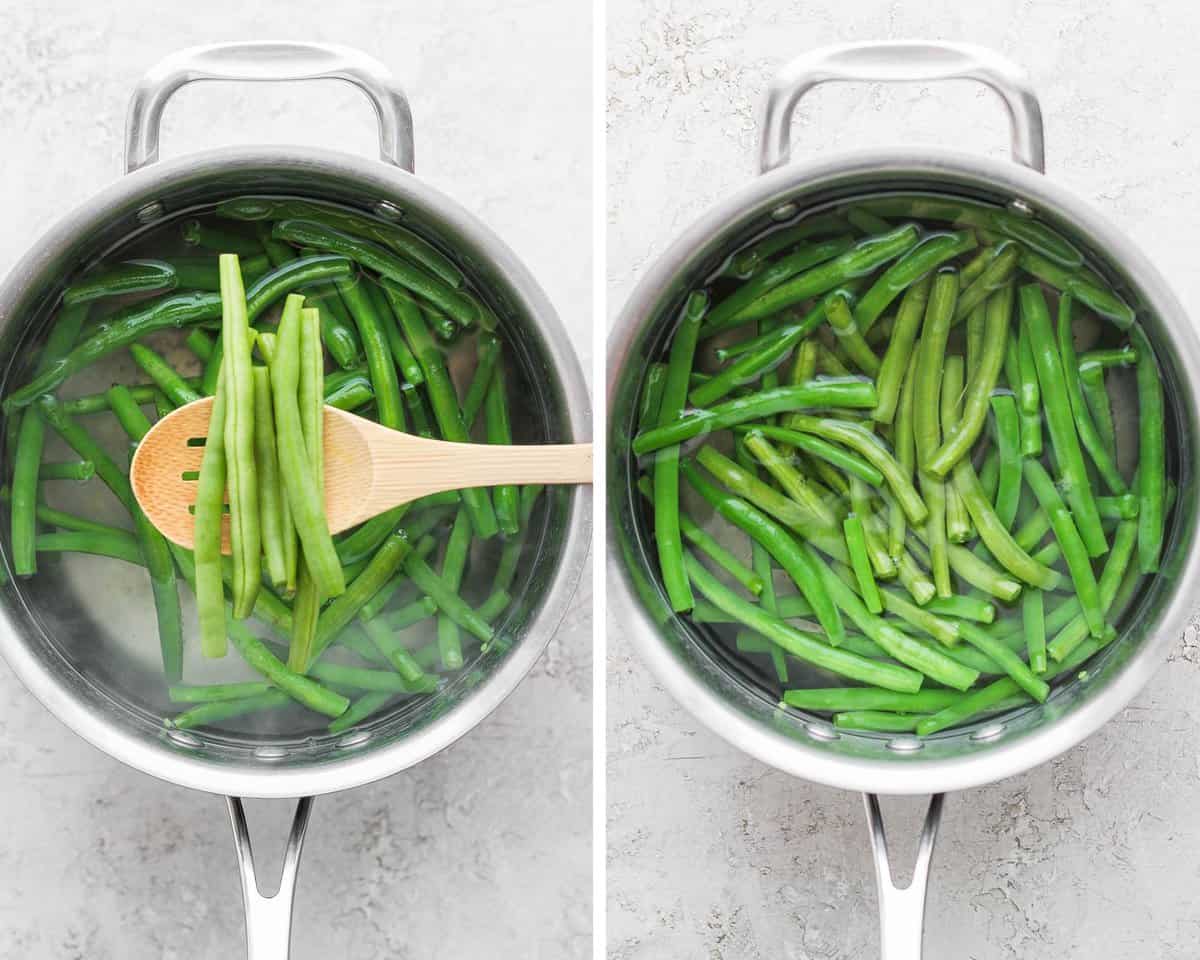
xmin=130 ymin=396 xmax=593 ymax=550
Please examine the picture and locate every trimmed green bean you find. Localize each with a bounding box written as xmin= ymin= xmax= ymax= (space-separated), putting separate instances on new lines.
xmin=1079 ymin=365 xmax=1117 ymax=462
xmin=1019 ymin=284 xmax=1107 ymax=556
xmin=36 ymin=530 xmax=143 ymax=566
xmin=1020 ymin=250 xmax=1134 ymax=327
xmin=1024 ymin=588 xmax=1046 ymax=673
xmin=129 ymin=343 xmax=203 ymax=407
xmin=843 ymin=515 xmax=882 ymax=613
xmin=872 ymin=275 xmax=930 ymax=423
xmin=64 ymin=259 xmax=178 ymax=305
xmin=336 ymin=276 xmax=405 ymax=430
xmin=1131 ymin=325 xmax=1165 ymax=573
xmin=171 ymin=690 xmax=292 ymax=729
xmin=853 ymin=230 xmax=976 ymax=334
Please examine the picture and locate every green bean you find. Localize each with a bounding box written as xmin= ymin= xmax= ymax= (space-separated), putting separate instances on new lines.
xmin=376 ymin=595 xmax=439 ymax=632
xmin=335 ymin=276 xmax=405 ymax=430
xmin=35 ymin=530 xmax=143 ymax=566
xmin=404 ymin=552 xmax=494 ymax=643
xmin=360 ymin=613 xmax=435 ymax=685
xmin=171 ymin=254 xmax=271 ymax=292
xmin=636 ymin=380 xmax=879 ymax=457
xmin=684 ymin=459 xmax=844 ymax=643
xmin=704 ymin=225 xmax=921 ymax=334
xmin=956 ymin=620 xmax=1049 ymax=701
xmin=1024 ymin=588 xmax=1047 ymax=673
xmin=301 ymin=283 xmax=362 ymax=370
xmin=887 ymin=348 xmax=920 ymax=559
xmin=1020 ymin=285 xmax=1108 ymax=555
xmin=1014 ymin=318 xmax=1043 ymax=457
xmin=912 ymin=271 xmax=957 ymax=595
xmin=218 ymin=255 xmax=262 ymax=620
xmin=271 ymin=295 xmax=345 ymax=598
xmin=833 ymin=711 xmax=928 ymax=732
xmin=1057 ymin=295 xmax=1126 ymax=493
xmin=843 ymin=515 xmax=882 ymax=613
xmin=201 ymin=335 xmax=224 ymax=396
xmin=1020 ymin=250 xmax=1134 ymax=327
xmin=680 ymin=512 xmax=763 ymax=595
xmin=702 ymin=236 xmax=855 ymax=333
xmin=171 ymin=690 xmax=292 ymax=729
xmin=105 ymin=385 xmax=184 ymax=681
xmin=435 ymin=507 xmax=472 ymax=670
xmin=926 ymin=595 xmax=996 ymax=624
xmin=714 ymin=327 xmax=791 ymax=364
xmin=849 ymin=476 xmax=896 ymax=579
xmin=129 ymin=343 xmax=203 ymax=408
xmin=965 ymin=302 xmax=986 ymax=380
xmin=952 ymin=442 xmax=1061 ymax=590
xmin=872 ymin=276 xmax=930 ymax=423
xmin=685 ymin=552 xmax=921 ymax=692
xmin=860 ymin=196 xmax=1083 ymax=266
xmin=940 ymin=357 xmax=973 ymax=544
xmin=1047 ymin=519 xmax=1137 ymax=661
xmin=928 ymin=284 xmax=1011 ymax=475
xmin=953 ymin=242 xmax=1019 ymax=324
xmin=1080 ymin=345 xmax=1137 ymax=372
xmin=192 ymin=366 xmax=230 ymax=658
xmin=5 ymin=258 xmax=351 ymax=412
xmin=650 ymin=293 xmax=706 ymax=611
xmin=1131 ymin=325 xmax=1165 ymax=573
xmin=36 ymin=398 xmax=135 ymax=513
xmin=1097 ymin=494 xmax=1138 ymax=521
xmin=248 ymin=367 xmax=290 ymax=592
xmin=822 ymin=290 xmax=879 ymax=375
xmin=740 ymin=431 xmax=838 ymax=528
xmin=812 ymin=553 xmax=979 ymax=690
xmin=310 ymin=660 xmax=437 ymax=695
xmin=1022 ymin=458 xmax=1104 ymax=637
xmin=169 ymin=682 xmax=273 ymax=703
xmin=64 ymin=259 xmax=177 ymax=305
xmin=388 ymin=284 xmax=497 ymax=537
xmin=326 ymin=691 xmax=393 ymax=732
xmin=225 ymin=619 xmax=347 ymax=717
xmin=219 ymin=195 xmax=464 ymax=288
xmin=10 ymin=302 xmax=88 ymax=575
xmin=355 ymin=532 xmax=438 ymax=622
xmin=875 ymin=584 xmax=958 ymax=646
xmin=323 ymin=369 xmax=373 ymax=412
xmin=989 ymin=395 xmax=1022 ymax=530
xmin=782 ymin=688 xmax=960 ymax=713
xmin=5 ymin=495 xmax=126 ymax=537
xmin=692 ymin=315 xmax=818 ymax=406
xmin=182 ymin=219 xmax=262 ymax=255
xmin=853 ymin=231 xmax=976 ymax=334
xmin=978 ymin=449 xmax=1000 ymax=502
xmin=1079 ymin=365 xmax=1117 ymax=462
xmin=60 ymin=383 xmax=163 ymax=416
xmin=311 ymin=527 xmax=417 ymax=664
xmin=462 ymin=333 xmax=501 ymax=428
xmin=753 ymin=425 xmax=882 ymax=487
xmin=482 ymin=361 xmax=521 ymax=535
xmin=725 ymin=214 xmax=850 ymax=276
xmin=274 ymin=219 xmax=479 ymax=326
xmin=401 ymin=381 xmax=435 ymax=437
xmin=733 ymin=438 xmax=787 ymax=678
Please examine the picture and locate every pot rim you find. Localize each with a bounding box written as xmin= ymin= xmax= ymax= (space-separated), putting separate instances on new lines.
xmin=0 ymin=144 xmax=592 ymax=798
xmin=607 ymin=145 xmax=1196 ymax=795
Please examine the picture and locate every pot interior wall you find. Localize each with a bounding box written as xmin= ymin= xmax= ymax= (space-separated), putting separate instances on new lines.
xmin=0 ymin=164 xmax=578 ymax=772
xmin=610 ymin=170 xmax=1196 ymax=768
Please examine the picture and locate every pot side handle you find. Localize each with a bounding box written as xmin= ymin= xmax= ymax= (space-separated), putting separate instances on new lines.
xmin=862 ymin=792 xmax=945 ymax=960
xmin=124 ymin=41 xmax=415 ymax=174
xmin=227 ymin=795 xmax=314 ymax=960
xmin=759 ymin=41 xmax=1044 ymax=175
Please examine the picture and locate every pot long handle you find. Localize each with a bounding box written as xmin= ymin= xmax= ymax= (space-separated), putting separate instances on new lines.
xmin=862 ymin=793 xmax=945 ymax=960
xmin=124 ymin=41 xmax=414 ymax=174
xmin=759 ymin=41 xmax=1044 ymax=174
xmin=227 ymin=795 xmax=314 ymax=960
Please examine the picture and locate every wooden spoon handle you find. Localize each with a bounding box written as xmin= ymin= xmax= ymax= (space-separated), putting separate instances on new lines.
xmin=367 ymin=438 xmax=593 ymax=506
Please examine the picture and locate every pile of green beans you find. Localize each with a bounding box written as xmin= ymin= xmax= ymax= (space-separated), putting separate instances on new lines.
xmin=3 ymin=201 xmax=542 ymax=734
xmin=635 ymin=193 xmax=1168 ymax=737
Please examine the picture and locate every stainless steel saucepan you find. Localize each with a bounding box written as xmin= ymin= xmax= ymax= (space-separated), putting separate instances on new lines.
xmin=607 ymin=41 xmax=1195 ymax=958
xmin=0 ymin=42 xmax=591 ymax=958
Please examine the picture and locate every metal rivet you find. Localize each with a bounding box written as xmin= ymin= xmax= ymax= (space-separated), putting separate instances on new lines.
xmin=1007 ymin=198 xmax=1034 ymax=218
xmin=165 ymin=729 xmax=202 ymax=749
xmin=252 ymin=745 xmax=288 ymax=761
xmin=136 ymin=201 xmax=166 ymax=224
xmin=805 ymin=720 xmax=839 ymax=742
xmin=886 ymin=736 xmax=923 ymax=753
xmin=373 ymin=200 xmax=404 ymax=221
xmin=336 ymin=730 xmax=372 ymax=749
xmin=771 ymin=203 xmax=798 ymax=221
xmin=970 ymin=722 xmax=1006 ymax=742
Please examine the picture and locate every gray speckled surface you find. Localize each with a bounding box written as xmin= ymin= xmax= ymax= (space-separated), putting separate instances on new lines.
xmin=0 ymin=3 xmax=591 ymax=958
xmin=607 ymin=1 xmax=1200 ymax=957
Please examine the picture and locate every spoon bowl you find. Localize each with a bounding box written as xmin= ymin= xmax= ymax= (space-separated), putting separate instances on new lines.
xmin=130 ymin=396 xmax=593 ymax=550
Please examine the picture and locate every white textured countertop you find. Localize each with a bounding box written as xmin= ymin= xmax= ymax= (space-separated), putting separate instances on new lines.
xmin=607 ymin=1 xmax=1200 ymax=957
xmin=0 ymin=2 xmax=591 ymax=957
